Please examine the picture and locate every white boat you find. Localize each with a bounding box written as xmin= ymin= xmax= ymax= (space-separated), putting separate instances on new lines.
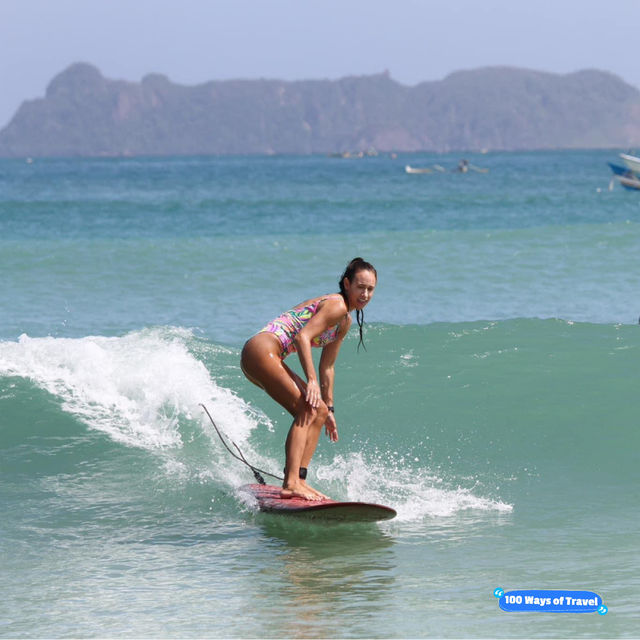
xmin=405 ymin=165 xmax=432 ymax=174
xmin=405 ymin=161 xmax=488 ymax=175
xmin=619 ymin=153 xmax=640 ymax=174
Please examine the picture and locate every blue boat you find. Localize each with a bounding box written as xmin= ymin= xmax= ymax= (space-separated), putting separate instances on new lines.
xmin=607 ymin=160 xmax=640 ymax=190
xmin=607 ymin=162 xmax=630 ymax=176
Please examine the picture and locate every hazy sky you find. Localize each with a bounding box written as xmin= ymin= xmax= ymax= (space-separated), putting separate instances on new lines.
xmin=2 ymin=0 xmax=640 ymax=128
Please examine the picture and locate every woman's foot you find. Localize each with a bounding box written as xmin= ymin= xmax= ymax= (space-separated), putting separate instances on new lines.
xmin=300 ymin=480 xmax=329 ymax=500
xmin=280 ymin=482 xmax=324 ymax=501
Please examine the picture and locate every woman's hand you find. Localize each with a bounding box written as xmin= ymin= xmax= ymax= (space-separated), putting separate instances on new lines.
xmin=324 ymin=412 xmax=339 ymax=442
xmin=305 ymin=379 xmax=321 ymax=408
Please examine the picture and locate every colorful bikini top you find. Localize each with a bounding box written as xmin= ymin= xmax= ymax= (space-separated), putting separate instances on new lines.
xmin=259 ymin=294 xmax=343 ymax=359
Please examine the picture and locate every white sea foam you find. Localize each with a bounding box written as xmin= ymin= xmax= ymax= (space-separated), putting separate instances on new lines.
xmin=0 ymin=329 xmax=264 ymax=468
xmin=316 ymin=451 xmax=513 ymax=522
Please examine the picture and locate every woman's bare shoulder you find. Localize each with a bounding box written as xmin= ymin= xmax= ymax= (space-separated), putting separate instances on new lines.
xmin=318 ymin=294 xmax=348 ymax=316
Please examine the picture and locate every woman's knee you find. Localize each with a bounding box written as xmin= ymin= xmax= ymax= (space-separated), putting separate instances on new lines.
xmin=294 ymin=401 xmax=328 ymax=427
xmin=321 ymin=401 xmax=331 ymax=421
xmin=312 ymin=402 xmax=329 ymax=425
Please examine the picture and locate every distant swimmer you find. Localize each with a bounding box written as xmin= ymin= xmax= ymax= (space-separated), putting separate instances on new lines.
xmin=241 ymin=258 xmax=377 ymax=501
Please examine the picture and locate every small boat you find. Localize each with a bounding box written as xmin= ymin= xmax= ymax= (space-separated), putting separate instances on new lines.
xmin=606 ymin=159 xmax=640 ymax=190
xmin=405 ymin=165 xmax=432 ymax=174
xmin=405 ymin=160 xmax=489 ymax=175
xmin=618 ymin=174 xmax=640 ymax=190
xmin=405 ymin=162 xmax=489 ymax=175
xmin=608 ymin=162 xmax=630 ymax=176
xmin=619 ymin=152 xmax=640 ymax=174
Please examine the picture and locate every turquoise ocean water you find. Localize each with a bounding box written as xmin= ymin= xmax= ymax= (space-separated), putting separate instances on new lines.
xmin=0 ymin=150 xmax=638 ymax=638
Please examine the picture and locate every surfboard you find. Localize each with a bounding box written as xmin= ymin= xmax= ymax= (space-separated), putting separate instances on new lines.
xmin=240 ymin=483 xmax=397 ymax=522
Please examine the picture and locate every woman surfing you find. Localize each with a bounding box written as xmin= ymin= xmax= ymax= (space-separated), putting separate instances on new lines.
xmin=241 ymin=257 xmax=377 ymax=501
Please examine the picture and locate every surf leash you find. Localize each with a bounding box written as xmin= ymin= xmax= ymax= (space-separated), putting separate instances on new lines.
xmin=199 ymin=403 xmax=284 ymax=485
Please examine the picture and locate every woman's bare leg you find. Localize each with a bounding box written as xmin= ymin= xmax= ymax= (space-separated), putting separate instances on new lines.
xmin=283 ymin=397 xmax=329 ymax=499
xmin=241 ymin=334 xmax=328 ymax=500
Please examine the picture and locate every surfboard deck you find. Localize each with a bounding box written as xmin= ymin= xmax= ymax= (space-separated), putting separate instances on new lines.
xmin=239 ymin=483 xmax=397 ymax=522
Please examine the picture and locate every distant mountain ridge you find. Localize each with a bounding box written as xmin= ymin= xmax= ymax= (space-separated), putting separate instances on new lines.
xmin=1 ymin=62 xmax=640 ymax=157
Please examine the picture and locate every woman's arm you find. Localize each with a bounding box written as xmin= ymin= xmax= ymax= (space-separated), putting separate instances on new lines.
xmin=318 ymin=315 xmax=351 ymax=442
xmin=293 ymin=297 xmax=348 ymax=409
xmin=318 ymin=314 xmax=351 ymax=406
xmin=318 ymin=340 xmax=340 ymax=441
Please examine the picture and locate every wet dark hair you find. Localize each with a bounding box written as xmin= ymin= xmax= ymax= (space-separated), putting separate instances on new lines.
xmin=338 ymin=257 xmax=377 ymax=351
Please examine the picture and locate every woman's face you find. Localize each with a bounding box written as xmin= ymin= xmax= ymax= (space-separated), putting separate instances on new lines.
xmin=343 ymin=268 xmax=377 ymax=311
